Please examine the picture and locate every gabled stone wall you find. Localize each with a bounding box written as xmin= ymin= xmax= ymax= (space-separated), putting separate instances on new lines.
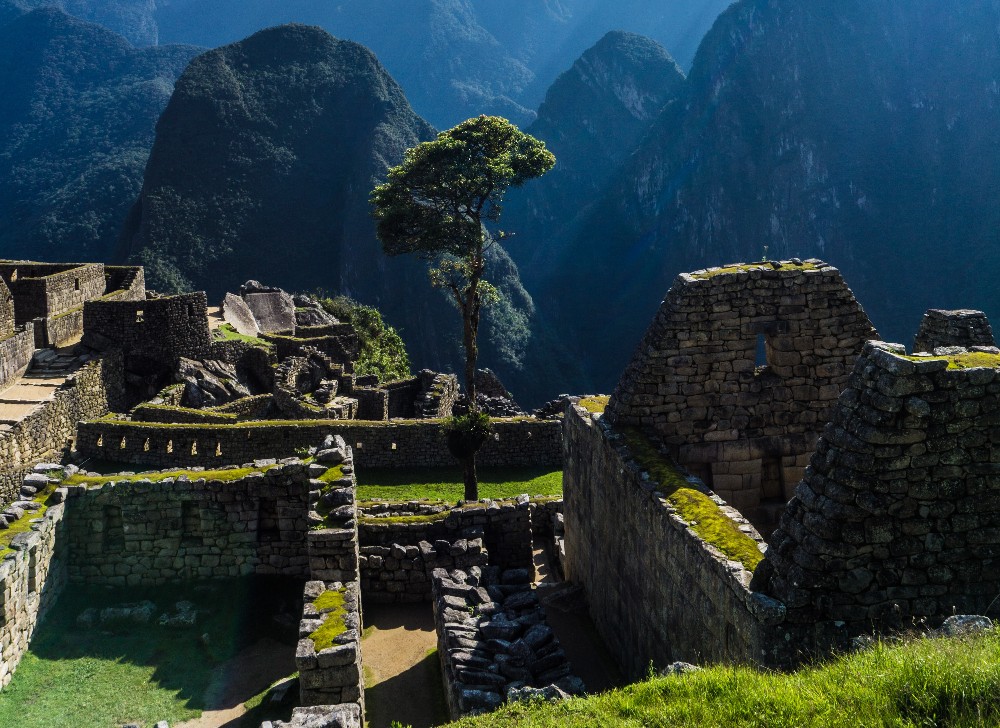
xmin=0 ymin=262 xmax=106 ymax=324
xmin=762 ymin=341 xmax=1000 ymax=653
xmin=606 ymin=260 xmax=877 ymax=533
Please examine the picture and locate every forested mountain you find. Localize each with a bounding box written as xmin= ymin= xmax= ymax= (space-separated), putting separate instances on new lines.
xmin=118 ymin=24 xmax=535 ymax=370
xmin=0 ymin=6 xmax=196 ymax=262
xmin=523 ymin=0 xmax=1000 ymax=396
xmin=5 ymin=0 xmax=732 ymax=127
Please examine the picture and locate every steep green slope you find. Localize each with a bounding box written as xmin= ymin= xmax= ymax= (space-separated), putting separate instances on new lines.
xmin=527 ymin=0 xmax=1000 ymax=395
xmin=0 ymin=8 xmax=197 ymax=262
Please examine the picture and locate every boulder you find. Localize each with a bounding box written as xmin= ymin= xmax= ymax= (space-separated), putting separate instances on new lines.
xmin=222 ymin=292 xmax=260 ymax=337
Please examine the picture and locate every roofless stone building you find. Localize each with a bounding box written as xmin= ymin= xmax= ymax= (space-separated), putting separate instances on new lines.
xmin=606 ymin=260 xmax=878 ymax=535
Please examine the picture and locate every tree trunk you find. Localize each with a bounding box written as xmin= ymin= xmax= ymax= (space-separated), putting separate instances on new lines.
xmin=463 ymin=454 xmax=478 ymax=502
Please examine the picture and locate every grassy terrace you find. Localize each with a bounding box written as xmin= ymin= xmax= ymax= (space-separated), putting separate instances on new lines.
xmin=447 ymin=631 xmax=1000 ymax=728
xmin=62 ymin=466 xmax=275 ymax=486
xmin=356 ymin=466 xmax=562 ymax=504
xmin=619 ymin=429 xmax=763 ymax=571
xmin=212 ymin=323 xmax=273 ymax=349
xmin=690 ymin=261 xmax=820 ymax=280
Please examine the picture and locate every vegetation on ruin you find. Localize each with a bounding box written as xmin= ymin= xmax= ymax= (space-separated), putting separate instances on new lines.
xmin=314 ymin=295 xmax=411 ymax=381
xmin=905 ymin=351 xmax=1000 ymax=370
xmin=213 ymin=323 xmax=274 ymax=350
xmin=132 ymin=403 xmax=239 ymax=422
xmin=0 ymin=579 xmax=301 ymax=728
xmin=62 ymin=465 xmax=273 ymax=487
xmin=689 ymin=261 xmax=821 ymax=280
xmin=578 ymin=395 xmax=610 ymax=414
xmin=356 ymin=466 xmax=562 ymax=503
xmin=448 ymin=630 xmax=1000 ymax=728
xmin=308 ymin=589 xmax=348 ymax=651
xmin=0 ymin=486 xmax=57 ymax=558
xmin=372 ymin=115 xmax=556 ymax=500
xmin=619 ymin=428 xmax=764 ymax=571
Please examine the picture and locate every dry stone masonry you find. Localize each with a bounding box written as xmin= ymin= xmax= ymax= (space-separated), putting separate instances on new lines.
xmin=607 ymin=260 xmax=878 ymax=534
xmin=913 ymin=309 xmax=996 ymax=354
xmin=360 ymin=536 xmax=488 ymax=604
xmin=296 ymin=580 xmax=365 ymax=711
xmin=432 ymin=565 xmax=584 ymax=719
xmin=761 ymin=341 xmax=1000 ymax=653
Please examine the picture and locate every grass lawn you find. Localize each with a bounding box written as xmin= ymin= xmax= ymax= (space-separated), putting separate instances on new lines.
xmin=0 ymin=579 xmax=301 ymax=728
xmin=448 ymin=631 xmax=1000 ymax=727
xmin=356 ymin=466 xmax=562 ymax=503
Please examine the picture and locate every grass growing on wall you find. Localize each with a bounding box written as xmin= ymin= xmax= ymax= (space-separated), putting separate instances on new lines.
xmin=356 ymin=466 xmax=562 ymax=503
xmin=578 ymin=395 xmax=610 ymax=414
xmin=619 ymin=428 xmax=763 ymax=571
xmin=447 ymin=631 xmax=1000 ymax=728
xmin=62 ymin=466 xmax=272 ymax=487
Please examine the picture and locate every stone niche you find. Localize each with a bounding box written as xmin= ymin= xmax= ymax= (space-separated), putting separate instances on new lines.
xmin=606 ymin=260 xmax=878 ymax=535
xmin=761 ymin=341 xmax=1000 ymax=653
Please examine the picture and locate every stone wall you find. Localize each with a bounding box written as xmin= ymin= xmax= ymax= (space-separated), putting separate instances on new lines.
xmin=415 ymin=371 xmax=460 ymax=418
xmin=43 ymin=308 xmax=84 ymax=347
xmin=0 ymin=484 xmax=67 ymax=688
xmin=296 ymin=581 xmax=365 ymax=714
xmin=82 ymin=292 xmax=212 ymax=367
xmin=432 ymin=566 xmax=584 ymax=719
xmin=761 ymin=341 xmax=1000 ymax=654
xmin=0 ymin=354 xmax=124 ymax=506
xmin=0 ymin=325 xmax=35 ymax=393
xmin=75 ymin=418 xmax=562 ymax=471
xmin=606 ymin=260 xmax=878 ymax=533
xmin=913 ymin=309 xmax=995 ymax=353
xmin=360 ymin=537 xmax=488 ymax=604
xmin=0 ymin=262 xmax=106 ymax=324
xmin=61 ymin=460 xmax=315 ymax=585
xmin=103 ymin=266 xmax=146 ymax=301
xmin=563 ymin=404 xmax=791 ymax=677
xmin=360 ymin=499 xmax=534 ymax=572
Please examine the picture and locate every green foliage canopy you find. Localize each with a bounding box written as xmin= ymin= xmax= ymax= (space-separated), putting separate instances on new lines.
xmin=317 ymin=295 xmax=411 ymax=381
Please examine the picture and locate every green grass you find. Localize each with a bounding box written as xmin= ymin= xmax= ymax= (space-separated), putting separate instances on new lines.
xmin=213 ymin=323 xmax=273 ymax=349
xmin=619 ymin=429 xmax=763 ymax=571
xmin=0 ymin=579 xmax=301 ymax=728
xmin=447 ymin=631 xmax=1000 ymax=727
xmin=578 ymin=395 xmax=610 ymax=414
xmin=690 ymin=261 xmax=820 ymax=279
xmin=355 ymin=466 xmax=562 ymax=503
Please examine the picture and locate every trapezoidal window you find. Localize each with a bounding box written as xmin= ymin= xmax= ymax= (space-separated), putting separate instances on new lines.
xmin=74 ymin=278 xmax=80 ymax=291
xmin=103 ymin=505 xmax=125 ymax=552
xmin=181 ymin=501 xmax=202 ymax=546
xmin=761 ymin=455 xmax=785 ymax=503
xmin=135 ymin=309 xmax=145 ymax=324
xmin=257 ymin=498 xmax=279 ymax=542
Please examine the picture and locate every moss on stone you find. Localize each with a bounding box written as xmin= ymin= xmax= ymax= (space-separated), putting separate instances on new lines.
xmin=619 ymin=428 xmax=764 ymax=571
xmin=317 ymin=466 xmax=346 ymax=484
xmin=690 ymin=261 xmax=820 ymax=280
xmin=63 ymin=465 xmax=273 ymax=487
xmin=578 ymin=396 xmax=610 ymax=414
xmin=309 ymin=589 xmax=347 ymax=651
xmin=904 ymin=352 xmax=1000 ymax=370
xmin=0 ymin=486 xmax=57 ymax=558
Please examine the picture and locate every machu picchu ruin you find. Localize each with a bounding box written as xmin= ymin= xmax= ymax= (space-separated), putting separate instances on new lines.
xmin=0 ymin=253 xmax=997 ymax=727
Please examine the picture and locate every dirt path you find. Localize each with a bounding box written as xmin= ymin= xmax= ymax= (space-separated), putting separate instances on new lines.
xmin=362 ymin=603 xmax=447 ymax=728
xmin=176 ymin=637 xmax=296 ymax=728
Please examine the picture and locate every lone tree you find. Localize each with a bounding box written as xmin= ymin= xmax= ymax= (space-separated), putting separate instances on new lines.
xmin=371 ymin=115 xmax=555 ymax=500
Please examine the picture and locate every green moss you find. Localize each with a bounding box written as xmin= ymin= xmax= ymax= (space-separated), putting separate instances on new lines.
xmin=317 ymin=466 xmax=346 ymax=484
xmin=132 ymin=404 xmax=238 ymax=422
xmin=904 ymin=352 xmax=1000 ymax=370
xmin=62 ymin=466 xmax=271 ymax=487
xmin=91 ymin=416 xmax=534 ymax=430
xmin=578 ymin=396 xmax=610 ymax=414
xmin=619 ymin=428 xmax=763 ymax=571
xmin=0 ymin=486 xmax=58 ymax=558
xmin=690 ymin=261 xmax=819 ymax=280
xmin=309 ymin=589 xmax=348 ymax=651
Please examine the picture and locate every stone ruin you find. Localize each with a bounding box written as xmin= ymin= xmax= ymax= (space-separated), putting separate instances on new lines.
xmin=606 ymin=259 xmax=878 ymax=535
xmin=914 ymin=309 xmax=995 ymax=354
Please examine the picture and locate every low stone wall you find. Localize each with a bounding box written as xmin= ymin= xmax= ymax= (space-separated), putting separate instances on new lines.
xmin=432 ymin=566 xmax=584 ymax=719
xmin=296 ymin=580 xmax=365 ymax=713
xmin=75 ymin=418 xmax=562 ymax=471
xmin=0 ymin=325 xmax=34 ymax=393
xmin=62 ymin=460 xmax=316 ymax=585
xmin=360 ymin=498 xmax=533 ymax=572
xmin=360 ymin=537 xmax=488 ymax=604
xmin=0 ymin=480 xmax=67 ymax=688
xmin=131 ymin=404 xmax=238 ymax=424
xmin=44 ymin=307 xmax=84 ymax=347
xmin=0 ymin=353 xmax=124 ymax=504
xmin=563 ymin=404 xmax=791 ymax=677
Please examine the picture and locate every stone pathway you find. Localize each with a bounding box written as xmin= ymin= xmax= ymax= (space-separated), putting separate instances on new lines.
xmin=207 ymin=306 xmax=225 ymax=331
xmin=0 ymin=349 xmax=86 ymax=425
xmin=362 ymin=603 xmax=447 ymax=728
xmin=175 ymin=637 xmax=296 ymax=728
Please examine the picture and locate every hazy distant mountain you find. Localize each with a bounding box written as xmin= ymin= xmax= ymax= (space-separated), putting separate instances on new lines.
xmin=530 ymin=0 xmax=1000 ymax=395
xmin=15 ymin=0 xmax=732 ymax=128
xmin=0 ymin=7 xmax=196 ymax=261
